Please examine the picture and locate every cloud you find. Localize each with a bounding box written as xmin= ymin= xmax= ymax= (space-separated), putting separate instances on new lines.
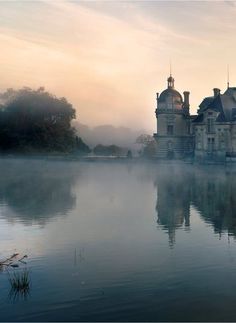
xmin=0 ymin=1 xmax=236 ymax=131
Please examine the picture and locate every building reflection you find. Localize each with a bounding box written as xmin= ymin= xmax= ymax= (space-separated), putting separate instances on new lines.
xmin=155 ymin=166 xmax=192 ymax=247
xmin=155 ymin=165 xmax=236 ymax=245
xmin=191 ymin=167 xmax=236 ymax=238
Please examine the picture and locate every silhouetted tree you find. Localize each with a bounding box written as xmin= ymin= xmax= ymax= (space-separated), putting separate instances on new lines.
xmin=0 ymin=87 xmax=76 ymax=153
xmin=93 ymin=144 xmax=123 ymax=156
xmin=75 ymin=136 xmax=91 ymax=155
xmin=143 ymin=139 xmax=157 ymax=159
xmin=135 ymin=134 xmax=153 ymax=145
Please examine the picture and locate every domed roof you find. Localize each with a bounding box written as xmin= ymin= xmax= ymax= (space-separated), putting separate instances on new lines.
xmin=159 ymin=88 xmax=183 ymax=103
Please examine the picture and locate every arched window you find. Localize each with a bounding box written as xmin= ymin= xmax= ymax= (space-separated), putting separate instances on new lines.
xmin=167 ymin=125 xmax=174 ymax=135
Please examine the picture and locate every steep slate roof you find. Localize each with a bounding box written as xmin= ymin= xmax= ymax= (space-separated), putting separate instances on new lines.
xmin=207 ymin=94 xmax=224 ymax=112
xmin=195 ymin=87 xmax=236 ymax=123
xmin=194 ymin=94 xmax=224 ymax=123
xmin=232 ymin=108 xmax=236 ymax=121
xmin=216 ymin=112 xmax=227 ymax=122
xmin=198 ymin=96 xmax=214 ymax=112
xmin=220 ymin=93 xmax=235 ymax=121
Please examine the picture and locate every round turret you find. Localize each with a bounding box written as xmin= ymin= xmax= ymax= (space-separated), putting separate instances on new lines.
xmin=158 ymin=75 xmax=183 ymax=110
xmin=158 ymin=88 xmax=183 ymax=105
xmin=154 ymin=74 xmax=193 ymax=160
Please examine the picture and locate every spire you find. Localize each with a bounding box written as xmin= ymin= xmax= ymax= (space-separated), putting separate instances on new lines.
xmin=167 ymin=60 xmax=174 ymax=88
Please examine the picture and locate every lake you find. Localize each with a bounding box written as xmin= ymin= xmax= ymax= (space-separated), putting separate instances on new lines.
xmin=0 ymin=159 xmax=236 ymax=321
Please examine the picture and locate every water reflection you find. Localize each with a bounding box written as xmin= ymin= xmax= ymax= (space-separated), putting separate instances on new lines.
xmin=192 ymin=167 xmax=236 ymax=238
xmin=8 ymin=285 xmax=30 ymax=302
xmin=1 ymin=161 xmax=236 ymax=321
xmin=0 ymin=159 xmax=80 ymax=225
xmin=155 ymin=167 xmax=192 ymax=247
xmin=1 ymin=159 xmax=236 ymax=244
xmin=155 ymin=165 xmax=236 ymax=244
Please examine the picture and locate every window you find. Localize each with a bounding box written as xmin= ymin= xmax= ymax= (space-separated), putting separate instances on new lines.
xmin=187 ymin=123 xmax=191 ymax=134
xmin=167 ymin=125 xmax=174 ymax=135
xmin=197 ymin=133 xmax=202 ymax=149
xmin=207 ymin=118 xmax=215 ymax=133
xmin=219 ymin=132 xmax=225 ymax=149
xmin=167 ymin=141 xmax=173 ymax=150
xmin=207 ymin=138 xmax=215 ymax=152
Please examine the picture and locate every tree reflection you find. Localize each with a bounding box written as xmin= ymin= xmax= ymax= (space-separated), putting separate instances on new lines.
xmin=0 ymin=159 xmax=80 ymax=225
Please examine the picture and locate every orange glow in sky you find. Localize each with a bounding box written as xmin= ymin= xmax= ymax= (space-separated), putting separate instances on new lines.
xmin=0 ymin=1 xmax=236 ymax=132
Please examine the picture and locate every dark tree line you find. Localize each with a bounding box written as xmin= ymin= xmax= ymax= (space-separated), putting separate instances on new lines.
xmin=75 ymin=136 xmax=91 ymax=155
xmin=0 ymin=87 xmax=77 ymax=153
xmin=0 ymin=86 xmax=137 ymax=156
xmin=93 ymin=144 xmax=124 ymax=156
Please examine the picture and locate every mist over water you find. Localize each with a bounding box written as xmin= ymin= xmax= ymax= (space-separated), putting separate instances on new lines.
xmin=73 ymin=122 xmax=147 ymax=148
xmin=0 ymin=159 xmax=236 ymax=321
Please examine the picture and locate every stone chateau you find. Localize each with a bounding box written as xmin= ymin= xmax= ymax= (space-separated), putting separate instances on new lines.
xmin=154 ymin=74 xmax=236 ymax=162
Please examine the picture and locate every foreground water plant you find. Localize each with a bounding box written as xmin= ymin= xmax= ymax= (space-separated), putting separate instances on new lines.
xmin=0 ymin=253 xmax=31 ymax=300
xmin=8 ymin=269 xmax=30 ymax=290
xmin=8 ymin=269 xmax=31 ymax=300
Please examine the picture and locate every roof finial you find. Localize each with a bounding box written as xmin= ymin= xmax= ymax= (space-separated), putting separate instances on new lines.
xmin=167 ymin=60 xmax=174 ymax=88
xmin=227 ymin=64 xmax=230 ymax=89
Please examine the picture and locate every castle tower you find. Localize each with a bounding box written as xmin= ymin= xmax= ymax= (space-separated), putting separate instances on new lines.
xmin=154 ymin=75 xmax=193 ymax=159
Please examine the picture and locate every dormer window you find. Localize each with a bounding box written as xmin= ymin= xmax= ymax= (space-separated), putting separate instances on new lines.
xmin=207 ymin=118 xmax=215 ymax=133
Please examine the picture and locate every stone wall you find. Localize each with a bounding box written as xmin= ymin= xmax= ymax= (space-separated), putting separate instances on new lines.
xmin=154 ymin=134 xmax=193 ymax=159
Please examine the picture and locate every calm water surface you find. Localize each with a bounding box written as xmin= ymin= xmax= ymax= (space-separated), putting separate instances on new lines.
xmin=0 ymin=159 xmax=236 ymax=321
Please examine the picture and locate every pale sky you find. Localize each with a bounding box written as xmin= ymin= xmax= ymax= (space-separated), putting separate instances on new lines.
xmin=0 ymin=0 xmax=236 ymax=132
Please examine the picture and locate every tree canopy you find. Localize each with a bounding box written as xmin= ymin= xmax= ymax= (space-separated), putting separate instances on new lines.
xmin=75 ymin=136 xmax=91 ymax=155
xmin=135 ymin=134 xmax=153 ymax=145
xmin=0 ymin=87 xmax=76 ymax=153
xmin=93 ymin=144 xmax=124 ymax=156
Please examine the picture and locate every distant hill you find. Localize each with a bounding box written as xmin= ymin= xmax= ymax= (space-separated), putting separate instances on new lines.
xmin=73 ymin=121 xmax=149 ymax=148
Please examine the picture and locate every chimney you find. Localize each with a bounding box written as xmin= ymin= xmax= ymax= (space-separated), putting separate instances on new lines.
xmin=213 ymin=88 xmax=220 ymax=97
xmin=183 ymin=91 xmax=190 ymax=108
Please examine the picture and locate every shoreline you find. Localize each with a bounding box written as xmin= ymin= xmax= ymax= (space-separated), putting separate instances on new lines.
xmin=1 ymin=153 xmax=236 ymax=166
